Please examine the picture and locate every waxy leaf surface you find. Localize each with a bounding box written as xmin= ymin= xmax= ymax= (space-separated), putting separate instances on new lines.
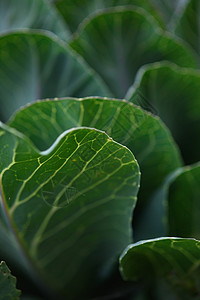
xmin=8 ymin=97 xmax=182 ymax=241
xmin=0 ymin=123 xmax=140 ymax=299
xmin=9 ymin=97 xmax=182 ymax=203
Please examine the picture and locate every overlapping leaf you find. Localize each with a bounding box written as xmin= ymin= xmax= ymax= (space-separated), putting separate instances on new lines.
xmin=0 ymin=123 xmax=140 ymax=299
xmin=0 ymin=0 xmax=70 ymax=40
xmin=0 ymin=31 xmax=111 ymax=122
xmin=120 ymin=237 xmax=200 ymax=298
xmin=54 ymin=0 xmax=164 ymax=32
xmin=0 ymin=261 xmax=21 ymax=299
xmin=0 ymin=2 xmax=199 ymax=299
xmin=51 ymin=0 xmax=190 ymax=33
xmin=8 ymin=97 xmax=182 ymax=208
xmin=70 ymin=7 xmax=197 ymax=98
xmin=127 ymin=62 xmax=200 ymax=164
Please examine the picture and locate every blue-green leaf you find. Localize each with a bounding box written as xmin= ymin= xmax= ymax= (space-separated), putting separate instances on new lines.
xmin=0 ymin=0 xmax=70 ymax=40
xmin=0 ymin=31 xmax=111 ymax=122
xmin=70 ymin=7 xmax=197 ymax=98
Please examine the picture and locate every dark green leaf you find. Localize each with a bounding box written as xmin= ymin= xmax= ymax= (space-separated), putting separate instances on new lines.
xmin=0 ymin=123 xmax=140 ymax=299
xmin=120 ymin=237 xmax=200 ymax=298
xmin=0 ymin=261 xmax=21 ymax=299
xmin=0 ymin=0 xmax=70 ymax=40
xmin=127 ymin=62 xmax=200 ymax=164
xmin=70 ymin=7 xmax=197 ymax=98
xmin=0 ymin=31 xmax=111 ymax=122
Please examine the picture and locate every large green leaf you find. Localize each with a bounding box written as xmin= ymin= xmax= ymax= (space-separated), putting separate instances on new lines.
xmin=70 ymin=7 xmax=197 ymax=98
xmin=8 ymin=97 xmax=182 ymax=243
xmin=120 ymin=237 xmax=200 ymax=298
xmin=0 ymin=123 xmax=140 ymax=299
xmin=54 ymin=0 xmax=164 ymax=32
xmin=0 ymin=0 xmax=70 ymax=40
xmin=175 ymin=0 xmax=200 ymax=58
xmin=0 ymin=261 xmax=21 ymax=299
xmin=127 ymin=62 xmax=200 ymax=164
xmin=0 ymin=30 xmax=111 ymax=122
xmin=8 ymin=97 xmax=182 ymax=207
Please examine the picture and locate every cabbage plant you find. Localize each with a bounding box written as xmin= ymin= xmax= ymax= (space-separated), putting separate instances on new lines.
xmin=1 ymin=1 xmax=200 ymax=299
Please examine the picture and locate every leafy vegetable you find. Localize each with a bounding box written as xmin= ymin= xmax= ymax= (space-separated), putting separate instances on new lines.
xmin=8 ymin=97 xmax=182 ymax=203
xmin=1 ymin=1 xmax=200 ymax=299
xmin=0 ymin=122 xmax=140 ymax=299
xmin=8 ymin=97 xmax=182 ymax=244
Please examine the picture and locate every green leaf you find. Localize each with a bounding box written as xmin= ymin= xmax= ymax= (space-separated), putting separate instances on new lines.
xmin=175 ymin=0 xmax=200 ymax=58
xmin=127 ymin=62 xmax=200 ymax=164
xmin=120 ymin=237 xmax=200 ymax=298
xmin=70 ymin=7 xmax=197 ymax=98
xmin=8 ymin=97 xmax=182 ymax=243
xmin=0 ymin=30 xmax=111 ymax=122
xmin=0 ymin=261 xmax=21 ymax=299
xmin=0 ymin=0 xmax=70 ymax=40
xmin=54 ymin=0 xmax=164 ymax=33
xmin=166 ymin=163 xmax=200 ymax=239
xmin=0 ymin=123 xmax=140 ymax=299
xmin=8 ymin=97 xmax=182 ymax=207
